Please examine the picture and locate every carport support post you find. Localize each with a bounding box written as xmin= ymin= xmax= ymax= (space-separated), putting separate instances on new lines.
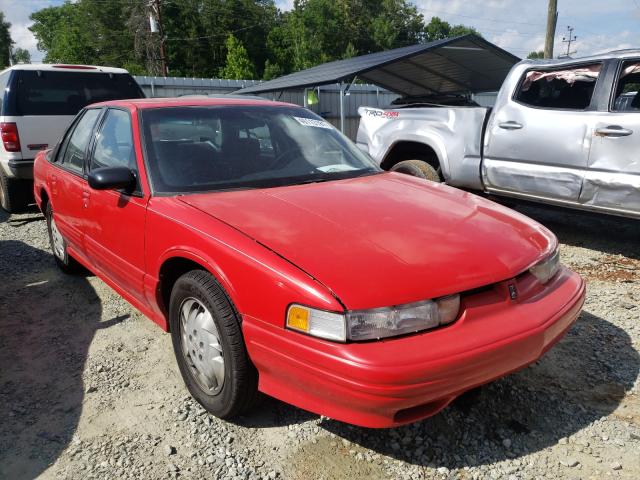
xmin=303 ymin=88 xmax=308 ymax=109
xmin=339 ymin=83 xmax=345 ymax=133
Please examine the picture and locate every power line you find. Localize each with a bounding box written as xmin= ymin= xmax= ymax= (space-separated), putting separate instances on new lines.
xmin=559 ymin=25 xmax=577 ymax=58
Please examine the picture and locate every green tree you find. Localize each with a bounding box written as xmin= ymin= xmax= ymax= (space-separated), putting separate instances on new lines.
xmin=27 ymin=0 xmax=478 ymax=79
xmin=263 ymin=59 xmax=283 ymax=80
xmin=424 ymin=16 xmax=479 ymax=41
xmin=370 ymin=0 xmax=425 ymax=50
xmin=342 ymin=42 xmax=357 ymax=59
xmin=221 ymin=34 xmax=255 ymax=79
xmin=0 ymin=11 xmax=14 ymax=68
xmin=527 ymin=50 xmax=544 ymax=59
xmin=30 ymin=0 xmax=143 ymax=71
xmin=12 ymin=47 xmax=30 ymax=64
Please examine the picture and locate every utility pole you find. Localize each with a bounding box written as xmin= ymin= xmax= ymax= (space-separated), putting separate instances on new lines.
xmin=560 ymin=26 xmax=577 ymax=58
xmin=544 ymin=0 xmax=558 ymax=59
xmin=149 ymin=0 xmax=168 ymax=76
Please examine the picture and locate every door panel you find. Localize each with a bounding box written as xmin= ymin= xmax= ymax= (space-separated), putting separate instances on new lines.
xmin=83 ymin=190 xmax=147 ymax=302
xmin=582 ymin=116 xmax=640 ymax=212
xmin=51 ymin=171 xmax=86 ymax=251
xmin=49 ymin=109 xmax=102 ymax=251
xmin=483 ymin=63 xmax=602 ymax=201
xmin=83 ymin=108 xmax=147 ymax=304
xmin=483 ymin=103 xmax=592 ymax=201
xmin=580 ymin=59 xmax=640 ymax=214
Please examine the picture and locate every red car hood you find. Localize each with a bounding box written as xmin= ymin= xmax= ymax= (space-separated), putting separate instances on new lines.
xmin=178 ymin=173 xmax=555 ymax=310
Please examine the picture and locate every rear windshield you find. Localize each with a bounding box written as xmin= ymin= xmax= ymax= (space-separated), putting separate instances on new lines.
xmin=10 ymin=71 xmax=144 ymax=116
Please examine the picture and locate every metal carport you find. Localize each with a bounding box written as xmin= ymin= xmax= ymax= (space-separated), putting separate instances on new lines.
xmin=236 ymin=34 xmax=520 ymax=131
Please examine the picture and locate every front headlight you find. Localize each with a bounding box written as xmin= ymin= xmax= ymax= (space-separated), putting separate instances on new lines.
xmin=286 ymin=294 xmax=460 ymax=343
xmin=529 ymin=248 xmax=560 ymax=284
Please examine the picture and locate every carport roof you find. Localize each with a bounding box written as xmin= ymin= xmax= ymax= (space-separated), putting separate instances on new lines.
xmin=237 ymin=34 xmax=520 ymax=96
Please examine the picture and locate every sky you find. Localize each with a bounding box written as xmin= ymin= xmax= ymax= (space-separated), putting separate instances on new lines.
xmin=2 ymin=0 xmax=640 ymax=63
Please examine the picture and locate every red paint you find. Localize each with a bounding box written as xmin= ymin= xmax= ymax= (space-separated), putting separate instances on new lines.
xmin=33 ymin=98 xmax=585 ymax=427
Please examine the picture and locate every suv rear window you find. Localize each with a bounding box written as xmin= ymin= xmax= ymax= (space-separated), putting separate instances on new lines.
xmin=515 ymin=64 xmax=601 ymax=110
xmin=11 ymin=71 xmax=143 ymax=116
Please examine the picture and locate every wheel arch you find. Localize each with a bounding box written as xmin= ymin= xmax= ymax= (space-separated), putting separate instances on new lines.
xmin=380 ymin=140 xmax=443 ymax=172
xmin=156 ymin=252 xmax=240 ymax=331
xmin=38 ymin=186 xmax=50 ymax=212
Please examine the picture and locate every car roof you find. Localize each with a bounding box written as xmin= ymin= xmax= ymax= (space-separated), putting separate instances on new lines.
xmin=520 ymin=49 xmax=640 ymax=68
xmin=90 ymin=97 xmax=297 ymax=110
xmin=179 ymin=93 xmax=268 ymax=101
xmin=0 ymin=63 xmax=130 ymax=74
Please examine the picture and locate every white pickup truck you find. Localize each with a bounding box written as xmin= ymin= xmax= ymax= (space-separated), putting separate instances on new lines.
xmin=357 ymin=49 xmax=640 ymax=219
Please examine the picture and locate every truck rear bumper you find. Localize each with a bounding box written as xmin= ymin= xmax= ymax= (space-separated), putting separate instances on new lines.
xmin=5 ymin=159 xmax=34 ymax=179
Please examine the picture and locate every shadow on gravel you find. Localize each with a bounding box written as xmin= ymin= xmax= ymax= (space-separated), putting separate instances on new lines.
xmin=320 ymin=311 xmax=639 ymax=469
xmin=233 ymin=396 xmax=319 ymax=429
xmin=7 ymin=213 xmax=44 ymax=227
xmin=0 ymin=240 xmax=121 ymax=479
xmin=509 ymin=202 xmax=640 ymax=261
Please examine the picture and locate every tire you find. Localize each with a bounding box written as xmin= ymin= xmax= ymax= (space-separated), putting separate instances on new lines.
xmin=390 ymin=159 xmax=442 ymax=182
xmin=0 ymin=169 xmax=31 ymax=213
xmin=169 ymin=270 xmax=259 ymax=419
xmin=46 ymin=202 xmax=82 ymax=273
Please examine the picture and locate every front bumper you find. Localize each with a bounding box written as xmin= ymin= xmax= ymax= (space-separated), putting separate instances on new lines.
xmin=243 ymin=266 xmax=585 ymax=428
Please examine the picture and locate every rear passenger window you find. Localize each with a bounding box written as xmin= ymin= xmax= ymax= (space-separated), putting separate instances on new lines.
xmin=90 ymin=109 xmax=136 ymax=171
xmin=60 ymin=109 xmax=101 ymax=173
xmin=612 ymin=61 xmax=640 ymax=112
xmin=0 ymin=71 xmax=9 ymax=114
xmin=515 ymin=64 xmax=601 ymax=110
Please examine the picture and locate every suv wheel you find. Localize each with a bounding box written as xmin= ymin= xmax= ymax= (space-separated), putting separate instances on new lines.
xmin=0 ymin=170 xmax=30 ymax=213
xmin=169 ymin=270 xmax=259 ymax=419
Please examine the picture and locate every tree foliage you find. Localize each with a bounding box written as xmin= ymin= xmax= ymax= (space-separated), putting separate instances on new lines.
xmin=27 ymin=0 xmax=480 ymax=79
xmin=0 ymin=11 xmax=13 ymax=68
xmin=221 ymin=34 xmax=255 ymax=79
xmin=12 ymin=48 xmax=30 ymax=64
xmin=527 ymin=50 xmax=544 ymax=59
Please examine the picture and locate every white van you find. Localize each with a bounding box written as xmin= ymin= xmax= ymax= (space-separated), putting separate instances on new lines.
xmin=0 ymin=64 xmax=145 ymax=212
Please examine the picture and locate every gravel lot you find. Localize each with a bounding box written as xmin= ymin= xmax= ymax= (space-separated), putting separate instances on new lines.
xmin=0 ymin=201 xmax=638 ymax=480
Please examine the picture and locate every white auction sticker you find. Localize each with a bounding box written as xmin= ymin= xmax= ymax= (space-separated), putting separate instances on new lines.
xmin=293 ymin=117 xmax=333 ymax=129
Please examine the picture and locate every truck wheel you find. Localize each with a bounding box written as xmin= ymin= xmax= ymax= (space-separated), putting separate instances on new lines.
xmin=169 ymin=270 xmax=259 ymax=419
xmin=0 ymin=170 xmax=30 ymax=213
xmin=390 ymin=160 xmax=441 ymax=182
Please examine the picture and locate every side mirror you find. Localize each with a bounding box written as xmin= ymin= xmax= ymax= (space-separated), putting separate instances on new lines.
xmin=88 ymin=167 xmax=136 ymax=192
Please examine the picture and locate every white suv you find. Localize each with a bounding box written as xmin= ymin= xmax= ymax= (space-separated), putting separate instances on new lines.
xmin=0 ymin=64 xmax=144 ymax=212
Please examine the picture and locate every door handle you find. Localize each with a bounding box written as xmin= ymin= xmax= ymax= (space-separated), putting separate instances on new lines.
xmin=82 ymin=190 xmax=90 ymax=209
xmin=498 ymin=121 xmax=523 ymax=130
xmin=594 ymin=126 xmax=633 ymax=137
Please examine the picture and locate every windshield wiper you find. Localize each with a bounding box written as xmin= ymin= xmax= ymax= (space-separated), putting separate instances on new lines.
xmin=297 ymin=177 xmax=334 ymax=185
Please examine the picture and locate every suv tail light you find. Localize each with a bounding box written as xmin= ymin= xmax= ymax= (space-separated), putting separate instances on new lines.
xmin=1 ymin=122 xmax=21 ymax=152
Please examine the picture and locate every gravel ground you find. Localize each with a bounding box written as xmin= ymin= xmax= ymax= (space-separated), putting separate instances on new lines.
xmin=0 ymin=202 xmax=638 ymax=480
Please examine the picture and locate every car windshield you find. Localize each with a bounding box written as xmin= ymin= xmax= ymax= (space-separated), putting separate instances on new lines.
xmin=140 ymin=105 xmax=380 ymax=193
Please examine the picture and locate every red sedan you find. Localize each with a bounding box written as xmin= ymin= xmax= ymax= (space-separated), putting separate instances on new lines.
xmin=33 ymin=98 xmax=585 ymax=428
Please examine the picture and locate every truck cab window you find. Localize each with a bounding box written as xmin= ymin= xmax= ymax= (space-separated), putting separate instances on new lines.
xmin=613 ymin=61 xmax=640 ymax=112
xmin=515 ymin=64 xmax=601 ymax=110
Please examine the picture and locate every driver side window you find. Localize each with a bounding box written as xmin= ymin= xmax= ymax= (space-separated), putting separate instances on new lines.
xmin=91 ymin=109 xmax=136 ymax=171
